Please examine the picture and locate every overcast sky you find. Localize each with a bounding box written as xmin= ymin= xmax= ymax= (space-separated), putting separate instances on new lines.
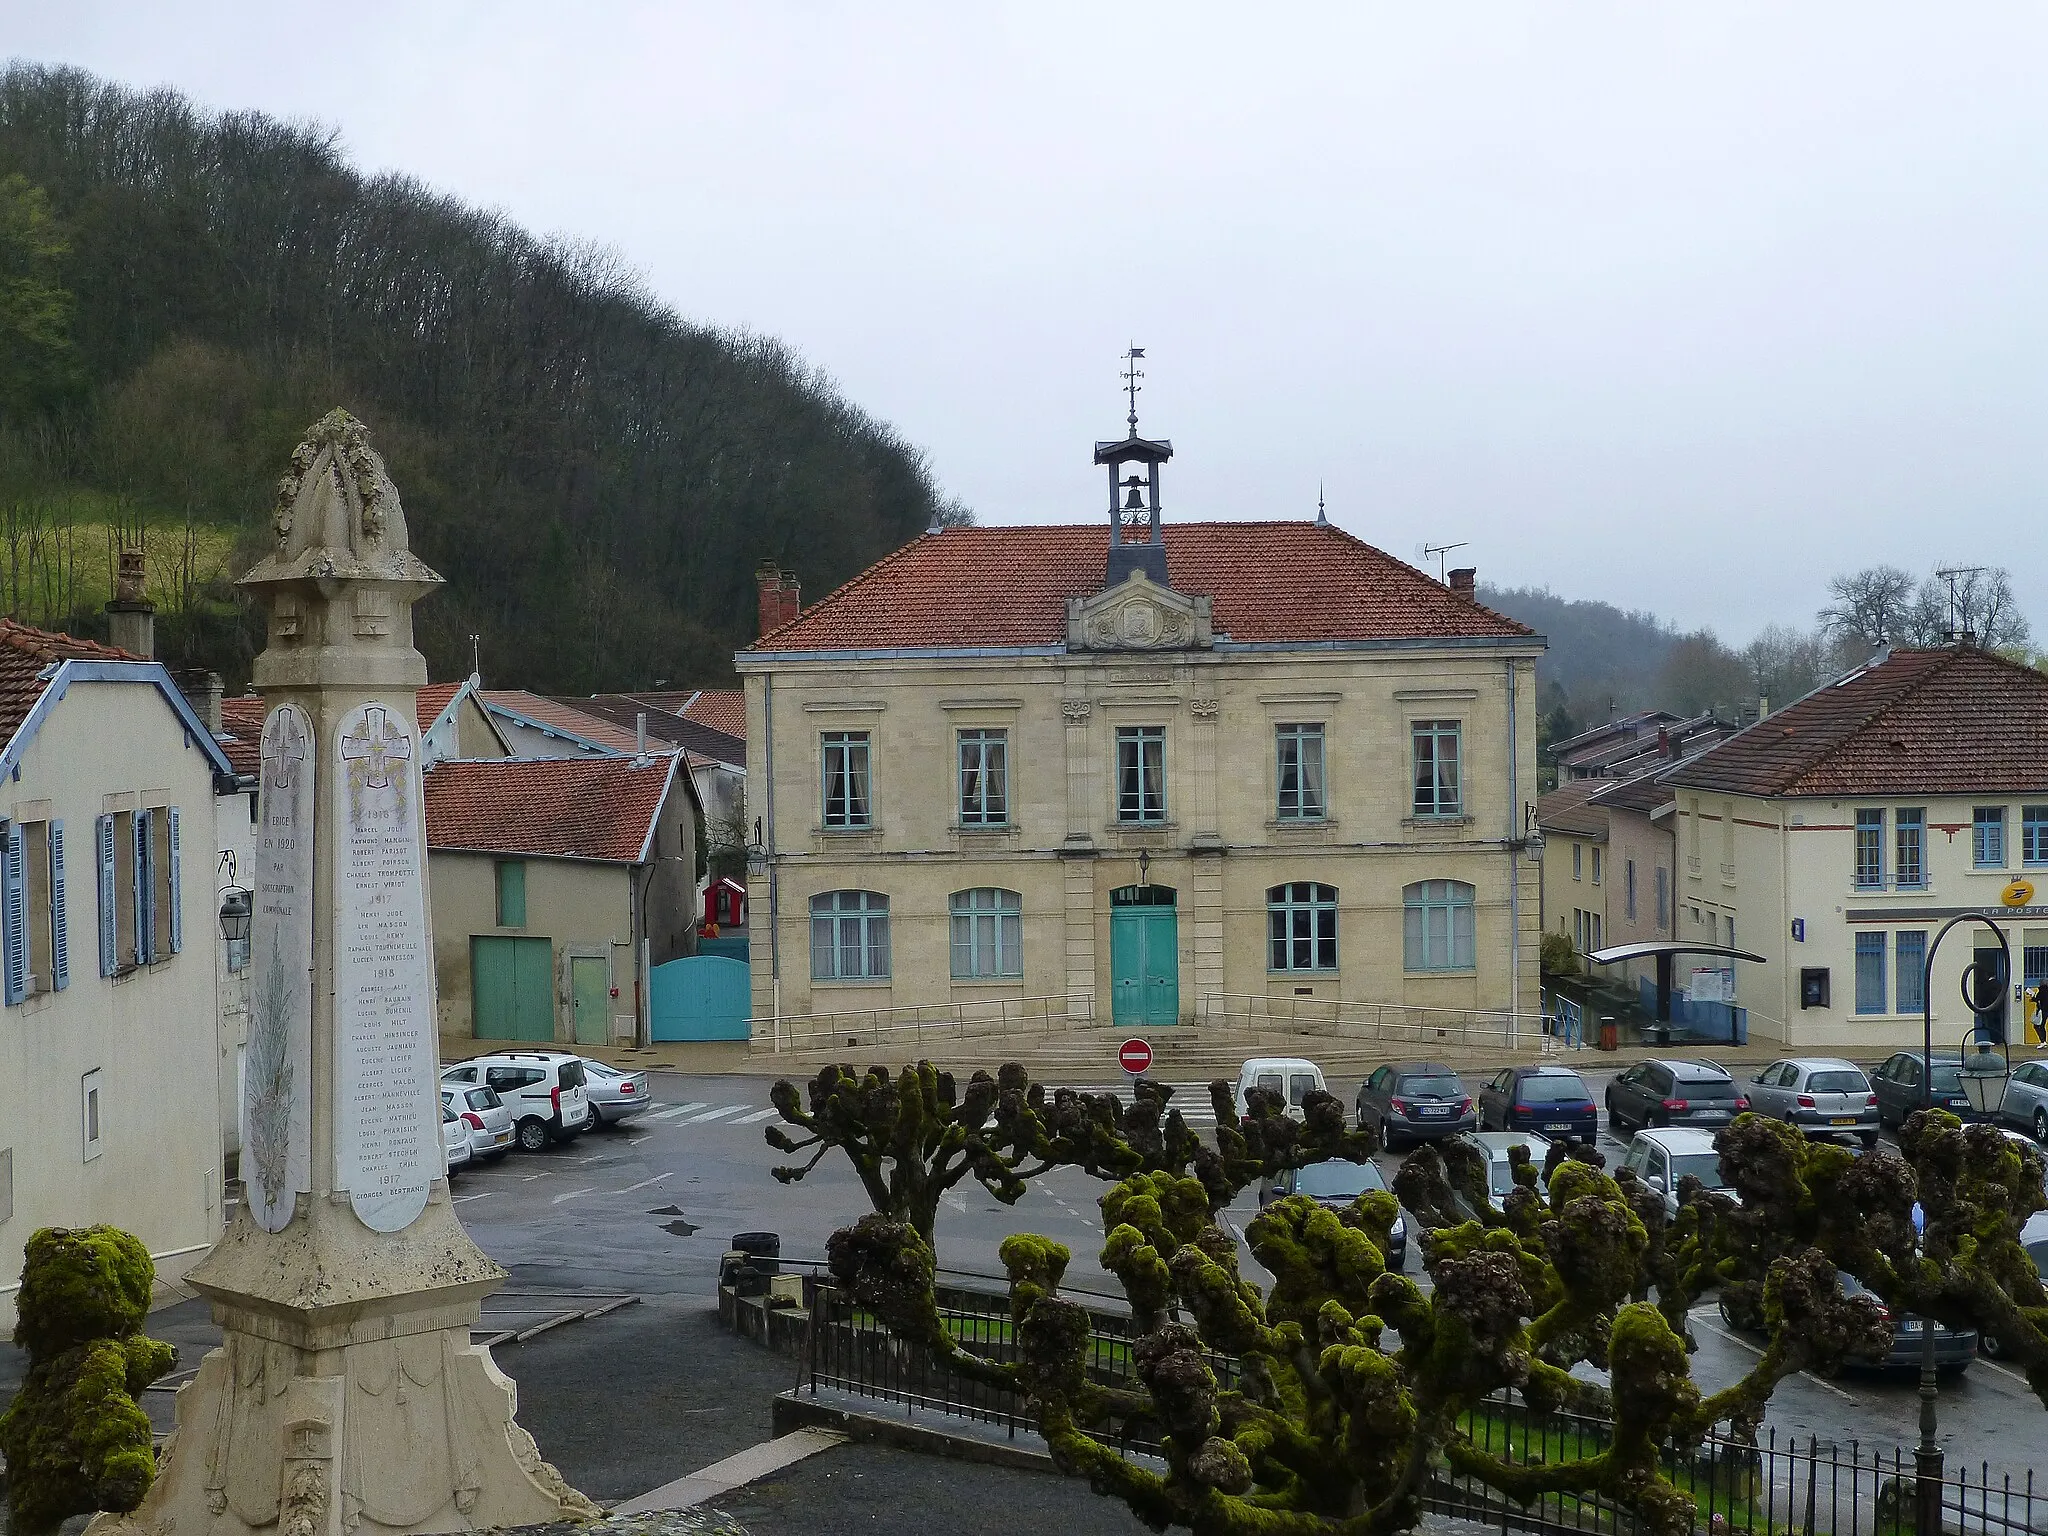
xmin=11 ymin=4 xmax=2048 ymax=644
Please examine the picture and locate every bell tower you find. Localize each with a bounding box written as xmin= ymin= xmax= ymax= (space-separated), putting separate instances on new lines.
xmin=1096 ymin=345 xmax=1173 ymax=586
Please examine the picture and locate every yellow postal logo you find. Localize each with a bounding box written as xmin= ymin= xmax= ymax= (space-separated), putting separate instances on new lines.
xmin=2002 ymin=879 xmax=2035 ymax=909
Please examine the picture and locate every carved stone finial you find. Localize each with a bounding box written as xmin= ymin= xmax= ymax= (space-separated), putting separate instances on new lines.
xmin=240 ymin=409 xmax=442 ymax=604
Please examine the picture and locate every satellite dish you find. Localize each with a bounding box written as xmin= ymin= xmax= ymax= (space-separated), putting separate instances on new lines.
xmin=1412 ymin=542 xmax=1430 ymax=563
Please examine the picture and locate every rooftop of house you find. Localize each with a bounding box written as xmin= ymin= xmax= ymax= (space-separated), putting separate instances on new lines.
xmin=480 ymin=690 xmax=649 ymax=754
xmin=1536 ymin=780 xmax=1611 ymax=840
xmin=0 ymin=620 xmax=134 ymax=740
xmin=1550 ymin=709 xmax=1685 ymax=759
xmin=561 ymin=694 xmax=743 ymax=766
xmin=1663 ymin=645 xmax=2048 ymax=798
xmin=625 ymin=687 xmax=746 ymax=739
xmin=423 ymin=754 xmax=679 ymax=863
xmin=743 ymin=523 xmax=1536 ymax=653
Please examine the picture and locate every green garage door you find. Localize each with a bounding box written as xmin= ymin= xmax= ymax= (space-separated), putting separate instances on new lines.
xmin=472 ymin=936 xmax=555 ymax=1041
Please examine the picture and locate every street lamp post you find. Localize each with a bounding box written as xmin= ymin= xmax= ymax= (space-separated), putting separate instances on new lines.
xmin=1915 ymin=912 xmax=2012 ymax=1536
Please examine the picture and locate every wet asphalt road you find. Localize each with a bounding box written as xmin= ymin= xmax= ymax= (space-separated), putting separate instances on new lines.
xmin=444 ymin=1060 xmax=2040 ymax=1489
xmin=8 ymin=1057 xmax=2032 ymax=1532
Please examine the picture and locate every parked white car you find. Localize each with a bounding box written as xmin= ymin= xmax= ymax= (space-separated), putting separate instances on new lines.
xmin=1233 ymin=1057 xmax=1328 ymax=1124
xmin=442 ymin=1051 xmax=593 ymax=1152
xmin=1618 ymin=1126 xmax=1740 ymax=1220
xmin=441 ymin=1083 xmax=516 ymax=1160
xmin=579 ymin=1058 xmax=653 ymax=1128
xmin=442 ymin=1102 xmax=472 ymax=1174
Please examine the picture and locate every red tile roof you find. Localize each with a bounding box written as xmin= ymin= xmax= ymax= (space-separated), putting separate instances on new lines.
xmin=1536 ymin=781 xmax=1610 ymax=839
xmin=424 ymin=754 xmax=678 ymax=863
xmin=682 ymin=689 xmax=746 ymax=737
xmin=743 ymin=524 xmax=1535 ymax=652
xmin=1665 ymin=647 xmax=2048 ymax=798
xmin=416 ymin=682 xmax=461 ymax=731
xmin=217 ymin=694 xmax=265 ymax=776
xmin=0 ymin=621 xmax=133 ymax=741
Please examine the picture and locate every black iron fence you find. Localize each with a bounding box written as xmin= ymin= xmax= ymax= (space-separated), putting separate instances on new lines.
xmin=1427 ymin=1390 xmax=2044 ymax=1536
xmin=799 ymin=1281 xmax=2044 ymax=1536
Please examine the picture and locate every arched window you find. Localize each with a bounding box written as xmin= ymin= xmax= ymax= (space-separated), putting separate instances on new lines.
xmin=1267 ymin=882 xmax=1338 ymax=972
xmin=811 ymin=890 xmax=889 ymax=980
xmin=950 ymin=888 xmax=1023 ymax=978
xmin=1404 ymin=880 xmax=1475 ymax=972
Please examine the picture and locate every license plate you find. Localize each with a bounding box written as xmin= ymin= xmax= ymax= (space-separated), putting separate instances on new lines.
xmin=1896 ymin=1319 xmax=1922 ymax=1334
xmin=1544 ymin=1122 xmax=1573 ymax=1132
xmin=1829 ymin=1116 xmax=1857 ymax=1126
xmin=1419 ymin=1106 xmax=1451 ymax=1118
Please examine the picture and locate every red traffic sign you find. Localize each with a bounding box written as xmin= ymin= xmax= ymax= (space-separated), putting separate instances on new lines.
xmin=1118 ymin=1038 xmax=1154 ymax=1076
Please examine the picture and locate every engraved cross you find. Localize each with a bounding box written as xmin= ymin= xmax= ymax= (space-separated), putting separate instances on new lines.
xmin=339 ymin=706 xmax=413 ymax=789
xmin=262 ymin=708 xmax=309 ymax=791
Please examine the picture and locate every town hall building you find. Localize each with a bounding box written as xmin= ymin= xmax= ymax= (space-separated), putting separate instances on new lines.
xmin=735 ymin=411 xmax=1546 ymax=1039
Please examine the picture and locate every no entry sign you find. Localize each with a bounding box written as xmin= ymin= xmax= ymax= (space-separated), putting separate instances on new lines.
xmin=1118 ymin=1038 xmax=1154 ymax=1077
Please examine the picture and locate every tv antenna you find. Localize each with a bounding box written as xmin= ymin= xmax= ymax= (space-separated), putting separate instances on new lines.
xmin=1120 ymin=344 xmax=1145 ymax=435
xmin=1934 ymin=565 xmax=1987 ymax=641
xmin=1414 ymin=540 xmax=1469 ymax=583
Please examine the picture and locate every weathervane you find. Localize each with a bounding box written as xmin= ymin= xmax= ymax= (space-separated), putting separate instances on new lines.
xmin=1121 ymin=344 xmax=1145 ymax=436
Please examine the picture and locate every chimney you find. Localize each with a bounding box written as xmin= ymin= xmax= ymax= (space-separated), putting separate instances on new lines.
xmin=202 ymin=671 xmax=224 ymax=734
xmin=1656 ymin=725 xmax=1670 ymax=758
xmin=106 ymin=548 xmax=155 ymax=659
xmin=755 ymin=561 xmax=802 ymax=635
xmin=1447 ymin=566 xmax=1476 ymax=596
xmin=635 ymin=711 xmax=647 ymax=759
xmin=1757 ymin=694 xmax=1770 ymax=721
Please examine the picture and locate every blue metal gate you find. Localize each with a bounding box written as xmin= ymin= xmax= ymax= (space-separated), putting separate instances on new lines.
xmin=650 ymin=954 xmax=751 ymax=1042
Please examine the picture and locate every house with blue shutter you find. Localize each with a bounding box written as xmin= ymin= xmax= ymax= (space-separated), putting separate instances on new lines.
xmin=0 ymin=620 xmax=234 ymax=1331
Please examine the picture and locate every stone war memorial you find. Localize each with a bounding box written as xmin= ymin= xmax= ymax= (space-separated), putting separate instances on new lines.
xmin=92 ymin=410 xmax=596 ymax=1536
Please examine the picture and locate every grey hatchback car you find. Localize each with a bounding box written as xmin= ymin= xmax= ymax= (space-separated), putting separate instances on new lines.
xmin=1744 ymin=1057 xmax=1879 ymax=1147
xmin=1996 ymin=1058 xmax=2048 ymax=1144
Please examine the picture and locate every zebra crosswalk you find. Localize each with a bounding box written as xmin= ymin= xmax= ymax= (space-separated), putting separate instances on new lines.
xmin=633 ymin=1084 xmax=1231 ymax=1134
xmin=639 ymin=1100 xmax=784 ymax=1130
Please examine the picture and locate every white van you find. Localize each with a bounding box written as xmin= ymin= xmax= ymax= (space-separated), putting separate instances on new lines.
xmin=1234 ymin=1057 xmax=1328 ymax=1124
xmin=442 ymin=1050 xmax=593 ymax=1152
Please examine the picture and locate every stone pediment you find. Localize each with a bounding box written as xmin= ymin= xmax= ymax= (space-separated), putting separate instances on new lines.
xmin=1067 ymin=572 xmax=1213 ymax=652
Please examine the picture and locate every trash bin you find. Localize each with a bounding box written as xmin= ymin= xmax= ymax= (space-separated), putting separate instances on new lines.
xmin=1597 ymin=1016 xmax=1619 ymax=1052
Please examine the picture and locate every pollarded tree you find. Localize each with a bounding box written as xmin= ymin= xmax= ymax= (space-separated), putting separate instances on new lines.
xmin=766 ymin=1065 xmax=2037 ymax=1536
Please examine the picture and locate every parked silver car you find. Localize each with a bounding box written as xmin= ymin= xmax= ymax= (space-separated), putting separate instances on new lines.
xmin=1996 ymin=1057 xmax=2048 ymax=1144
xmin=1450 ymin=1130 xmax=1552 ymax=1206
xmin=580 ymin=1058 xmax=653 ymax=1127
xmin=1743 ymin=1057 xmax=1879 ymax=1148
xmin=1617 ymin=1127 xmax=1739 ymax=1220
xmin=441 ymin=1083 xmax=516 ymax=1160
xmin=442 ymin=1103 xmax=472 ymax=1174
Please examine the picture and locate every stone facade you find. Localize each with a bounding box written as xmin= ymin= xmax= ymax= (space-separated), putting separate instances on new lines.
xmin=0 ymin=659 xmax=231 ymax=1332
xmin=737 ymin=520 xmax=1545 ymax=1035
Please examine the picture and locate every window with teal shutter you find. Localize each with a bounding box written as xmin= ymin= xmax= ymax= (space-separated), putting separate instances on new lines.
xmin=49 ymin=820 xmax=67 ymax=990
xmin=95 ymin=813 xmax=116 ymax=977
xmin=164 ymin=807 xmax=182 ymax=955
xmin=2 ymin=823 xmax=25 ymax=1006
xmin=495 ymin=860 xmax=527 ymax=927
xmin=133 ymin=808 xmax=153 ymax=966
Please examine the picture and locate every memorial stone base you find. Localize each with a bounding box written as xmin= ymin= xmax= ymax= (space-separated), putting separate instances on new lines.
xmin=87 ymin=1198 xmax=598 ymax=1536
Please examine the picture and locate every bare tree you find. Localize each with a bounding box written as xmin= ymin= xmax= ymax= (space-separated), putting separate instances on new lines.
xmin=1916 ymin=566 xmax=2031 ymax=650
xmin=1817 ymin=565 xmax=1917 ymax=647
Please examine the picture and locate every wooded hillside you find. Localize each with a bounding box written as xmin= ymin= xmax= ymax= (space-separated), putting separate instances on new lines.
xmin=0 ymin=63 xmax=961 ymax=690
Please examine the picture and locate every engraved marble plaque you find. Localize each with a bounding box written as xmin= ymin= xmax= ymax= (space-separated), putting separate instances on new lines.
xmin=333 ymin=701 xmax=439 ymax=1232
xmin=242 ymin=703 xmax=315 ymax=1232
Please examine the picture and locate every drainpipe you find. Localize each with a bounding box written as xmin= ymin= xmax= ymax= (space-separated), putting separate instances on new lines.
xmin=763 ymin=675 xmax=781 ymax=1048
xmin=1506 ymin=657 xmax=1521 ymax=1050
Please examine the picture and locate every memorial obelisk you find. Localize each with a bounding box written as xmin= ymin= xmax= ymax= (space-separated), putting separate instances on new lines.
xmin=91 ymin=411 xmax=596 ymax=1536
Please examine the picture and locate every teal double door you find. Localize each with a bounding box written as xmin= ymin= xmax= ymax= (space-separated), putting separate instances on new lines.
xmin=1110 ymin=885 xmax=1180 ymax=1028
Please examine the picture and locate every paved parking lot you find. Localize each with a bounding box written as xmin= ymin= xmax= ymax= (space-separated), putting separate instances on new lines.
xmin=444 ymin=1055 xmax=2041 ymax=1490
